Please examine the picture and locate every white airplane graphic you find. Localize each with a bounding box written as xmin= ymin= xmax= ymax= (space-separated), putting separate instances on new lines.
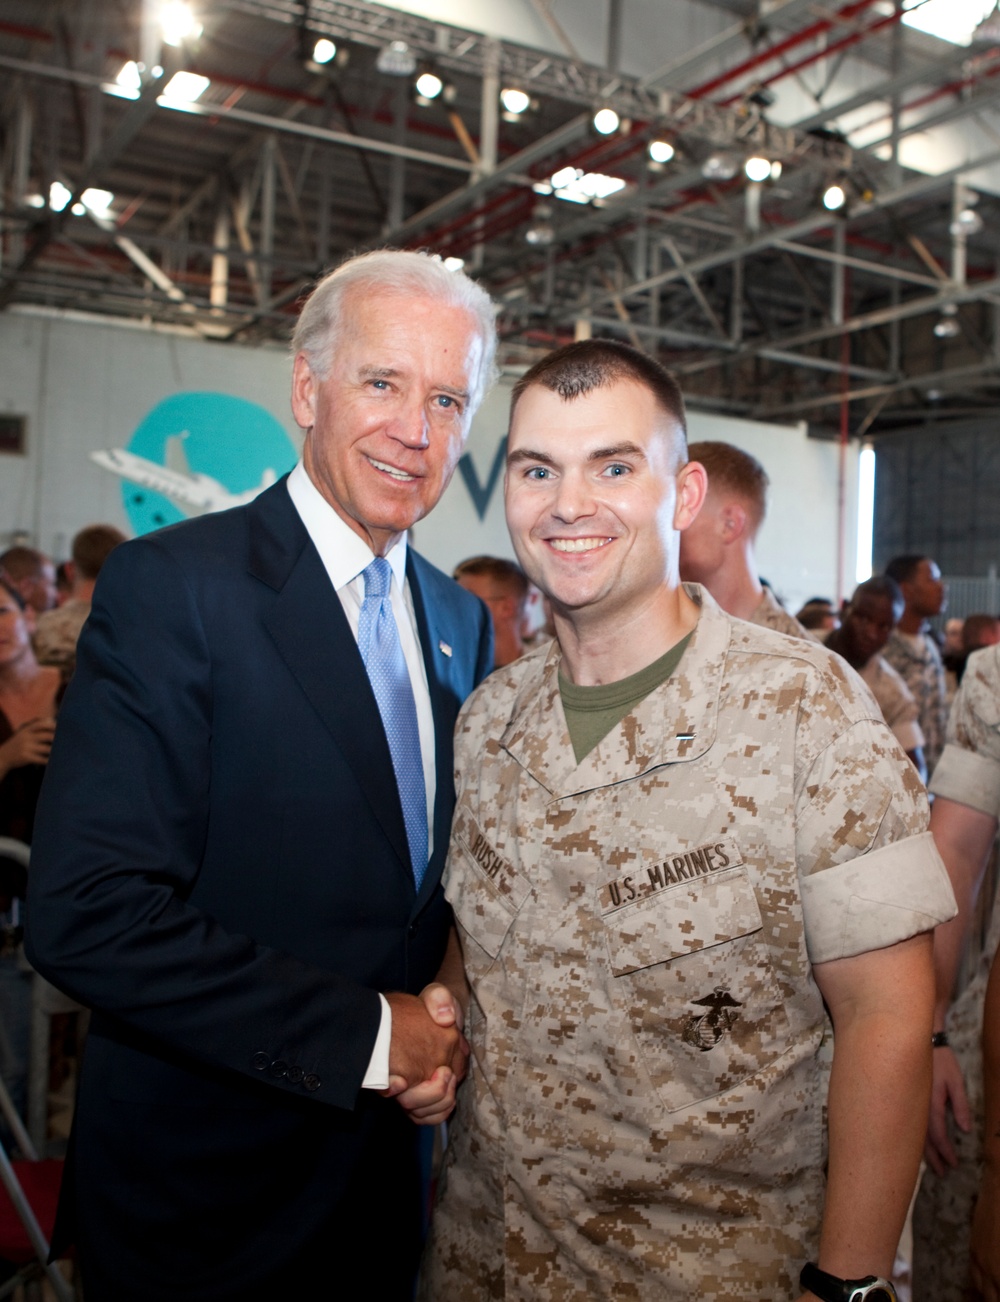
xmin=91 ymin=432 xmax=277 ymax=518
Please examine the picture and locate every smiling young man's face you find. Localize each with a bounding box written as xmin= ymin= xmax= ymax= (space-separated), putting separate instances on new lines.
xmin=292 ymin=286 xmax=484 ymax=555
xmin=505 ymin=380 xmax=703 ymax=629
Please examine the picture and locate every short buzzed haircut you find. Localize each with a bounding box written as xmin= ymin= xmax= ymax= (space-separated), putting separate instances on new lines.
xmin=0 ymin=545 xmax=48 ymax=583
xmin=850 ymin=574 xmax=904 ymax=619
xmin=885 ymin=555 xmax=928 ymax=586
xmin=453 ymin=555 xmax=529 ymax=613
xmin=687 ymin=441 xmax=769 ymax=533
xmin=72 ymin=524 xmax=126 ymax=580
xmin=962 ymin=613 xmax=1000 ymax=654
xmin=510 ymin=340 xmax=688 ymax=465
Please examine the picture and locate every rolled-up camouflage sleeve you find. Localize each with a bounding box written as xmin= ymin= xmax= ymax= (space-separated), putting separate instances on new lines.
xmin=796 ymin=717 xmax=957 ymax=964
xmin=929 ymin=644 xmax=1000 ymax=819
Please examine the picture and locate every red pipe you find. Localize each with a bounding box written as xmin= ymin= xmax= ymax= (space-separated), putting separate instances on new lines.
xmin=686 ymin=0 xmax=883 ymax=99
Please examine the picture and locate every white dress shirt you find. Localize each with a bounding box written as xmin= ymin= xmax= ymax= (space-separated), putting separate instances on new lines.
xmin=287 ymin=460 xmax=438 ymax=1090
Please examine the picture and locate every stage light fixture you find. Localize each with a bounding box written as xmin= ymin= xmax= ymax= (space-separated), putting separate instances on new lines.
xmin=592 ymin=107 xmax=620 ymax=135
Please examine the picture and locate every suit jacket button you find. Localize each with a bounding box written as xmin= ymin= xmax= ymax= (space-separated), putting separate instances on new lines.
xmin=251 ymin=1051 xmax=269 ymax=1072
xmin=286 ymin=1066 xmax=303 ymax=1084
xmin=270 ymin=1059 xmax=288 ymax=1079
xmin=302 ymin=1073 xmax=321 ymax=1092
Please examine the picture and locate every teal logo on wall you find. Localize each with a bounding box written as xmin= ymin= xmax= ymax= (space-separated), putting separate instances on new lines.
xmin=90 ymin=392 xmax=298 ymax=536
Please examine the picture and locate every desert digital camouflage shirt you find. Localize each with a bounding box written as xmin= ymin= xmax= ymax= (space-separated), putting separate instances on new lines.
xmin=860 ymin=654 xmax=925 ymax=755
xmin=749 ymin=586 xmax=813 ymax=642
xmin=885 ymin=628 xmax=948 ymax=774
xmin=929 ymin=644 xmax=1000 ymax=818
xmin=424 ymin=586 xmax=955 ymax=1302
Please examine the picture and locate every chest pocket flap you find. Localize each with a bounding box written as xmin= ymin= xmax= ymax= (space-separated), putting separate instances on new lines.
xmin=447 ymin=806 xmax=531 ymax=960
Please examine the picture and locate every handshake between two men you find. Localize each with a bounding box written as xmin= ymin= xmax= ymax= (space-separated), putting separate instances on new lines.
xmin=383 ymin=969 xmax=469 ymax=1126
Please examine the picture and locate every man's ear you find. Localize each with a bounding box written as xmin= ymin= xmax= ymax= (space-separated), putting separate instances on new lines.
xmin=291 ymin=354 xmax=317 ymax=432
xmin=674 ymin=460 xmax=708 ymax=531
xmin=720 ymin=501 xmax=749 ymax=545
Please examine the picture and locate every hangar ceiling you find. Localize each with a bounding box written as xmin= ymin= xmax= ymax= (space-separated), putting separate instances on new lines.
xmin=4 ymin=0 xmax=1000 ymax=435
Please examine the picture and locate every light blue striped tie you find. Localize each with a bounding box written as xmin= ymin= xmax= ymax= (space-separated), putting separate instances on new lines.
xmin=357 ymin=558 xmax=428 ymax=888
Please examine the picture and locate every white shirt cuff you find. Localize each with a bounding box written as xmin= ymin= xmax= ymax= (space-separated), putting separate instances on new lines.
xmin=361 ymin=993 xmax=392 ymax=1090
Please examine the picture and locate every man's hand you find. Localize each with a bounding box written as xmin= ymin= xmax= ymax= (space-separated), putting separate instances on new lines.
xmin=0 ymin=718 xmax=55 ymax=778
xmin=384 ymin=984 xmax=469 ymax=1124
xmin=382 ymin=989 xmax=468 ymax=1090
xmin=924 ymin=1043 xmax=971 ymax=1174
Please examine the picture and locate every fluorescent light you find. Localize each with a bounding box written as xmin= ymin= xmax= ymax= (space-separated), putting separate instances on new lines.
xmin=500 ymin=87 xmax=530 ymax=116
xmin=855 ymin=444 xmax=875 ymax=584
xmin=592 ymin=107 xmax=620 ymax=135
xmin=745 ymin=155 xmax=772 ymax=182
xmin=648 ymin=139 xmax=675 ymax=164
xmin=82 ymin=187 xmax=115 ymax=216
xmin=161 ymin=1 xmax=202 ymax=47
xmin=548 ymin=168 xmax=627 ymax=205
xmin=901 ymin=0 xmax=994 ymax=44
xmin=415 ymin=72 xmax=444 ymax=100
xmin=312 ymin=38 xmax=336 ymax=64
xmin=49 ymin=181 xmax=72 ymax=212
xmin=161 ymin=70 xmax=211 ymax=104
xmin=116 ymin=60 xmax=142 ymax=95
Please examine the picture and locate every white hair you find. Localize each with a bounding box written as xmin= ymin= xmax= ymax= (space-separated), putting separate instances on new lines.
xmin=291 ymin=249 xmax=498 ymax=413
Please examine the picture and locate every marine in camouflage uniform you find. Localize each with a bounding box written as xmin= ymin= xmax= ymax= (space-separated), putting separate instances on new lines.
xmin=913 ymin=644 xmax=1000 ymax=1302
xmin=750 ymin=585 xmax=814 ymax=641
xmin=884 ymin=628 xmax=948 ymax=774
xmin=423 ymin=586 xmax=955 ymax=1302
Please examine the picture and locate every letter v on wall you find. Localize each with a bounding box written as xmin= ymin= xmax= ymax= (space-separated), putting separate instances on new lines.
xmin=458 ymin=437 xmax=506 ymax=521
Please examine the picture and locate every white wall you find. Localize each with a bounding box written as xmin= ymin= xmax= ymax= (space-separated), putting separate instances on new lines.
xmin=0 ymin=308 xmax=857 ymax=612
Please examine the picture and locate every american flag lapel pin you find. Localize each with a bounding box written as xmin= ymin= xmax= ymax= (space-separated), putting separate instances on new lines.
xmin=439 ymin=640 xmax=453 ymax=657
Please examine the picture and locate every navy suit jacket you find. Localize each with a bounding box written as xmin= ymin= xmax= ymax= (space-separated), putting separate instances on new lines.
xmin=26 ymin=478 xmax=492 ymax=1298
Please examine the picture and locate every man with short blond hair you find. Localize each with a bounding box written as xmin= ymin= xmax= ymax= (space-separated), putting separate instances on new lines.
xmin=680 ymin=440 xmax=810 ymax=640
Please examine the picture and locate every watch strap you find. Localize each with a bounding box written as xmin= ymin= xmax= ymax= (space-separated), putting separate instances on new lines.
xmin=800 ymin=1262 xmax=898 ymax=1302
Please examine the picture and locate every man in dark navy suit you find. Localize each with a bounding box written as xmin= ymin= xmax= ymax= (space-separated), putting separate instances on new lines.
xmin=26 ymin=250 xmax=496 ymax=1300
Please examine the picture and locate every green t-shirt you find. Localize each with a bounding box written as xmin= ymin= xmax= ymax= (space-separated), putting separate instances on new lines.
xmin=559 ymin=633 xmax=694 ymax=764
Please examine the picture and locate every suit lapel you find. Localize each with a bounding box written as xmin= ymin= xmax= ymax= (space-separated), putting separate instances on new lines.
xmin=248 ymin=482 xmax=413 ymax=881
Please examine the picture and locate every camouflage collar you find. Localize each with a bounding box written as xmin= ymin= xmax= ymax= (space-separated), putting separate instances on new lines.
xmin=500 ymin=584 xmax=729 ymax=798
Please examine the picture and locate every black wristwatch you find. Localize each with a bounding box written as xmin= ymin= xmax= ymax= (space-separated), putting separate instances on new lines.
xmin=800 ymin=1263 xmax=898 ymax=1301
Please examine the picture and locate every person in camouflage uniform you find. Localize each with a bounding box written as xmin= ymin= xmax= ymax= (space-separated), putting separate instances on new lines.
xmin=913 ymin=644 xmax=1000 ymax=1301
xmin=883 ymin=555 xmax=948 ymax=774
xmin=416 ymin=341 xmax=956 ymax=1302
xmin=679 ymin=440 xmax=812 ymax=641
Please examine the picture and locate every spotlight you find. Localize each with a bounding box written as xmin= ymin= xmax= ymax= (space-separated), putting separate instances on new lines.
xmin=312 ymin=38 xmax=336 ymax=64
xmin=376 ymin=40 xmax=416 ymax=76
xmin=648 ymin=139 xmax=675 ymax=165
xmin=500 ymin=87 xmax=531 ymax=117
xmin=701 ymin=153 xmax=738 ymax=181
xmin=525 ymin=203 xmax=555 ymax=246
xmin=592 ymin=107 xmax=620 ymax=135
xmin=823 ymin=182 xmax=846 ymax=211
xmin=744 ymin=155 xmax=772 ymax=183
xmin=950 ymin=207 xmax=983 ymax=236
xmin=415 ymin=71 xmax=444 ymax=101
xmin=161 ymin=1 xmax=202 ymax=47
xmin=933 ymin=304 xmax=960 ymax=339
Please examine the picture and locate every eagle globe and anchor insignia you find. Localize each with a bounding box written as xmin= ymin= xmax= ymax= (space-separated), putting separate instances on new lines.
xmin=682 ymin=986 xmax=743 ymax=1051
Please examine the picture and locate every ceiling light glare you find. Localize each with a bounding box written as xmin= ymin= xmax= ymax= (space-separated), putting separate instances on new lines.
xmin=377 ymin=40 xmax=416 ymax=76
xmin=903 ymin=0 xmax=996 ymax=46
xmin=648 ymin=139 xmax=675 ymax=165
xmin=312 ymin=38 xmax=336 ymax=64
xmin=549 ymin=168 xmax=626 ymax=205
xmin=744 ymin=155 xmax=772 ymax=183
xmin=25 ymin=193 xmax=44 ymax=208
xmin=82 ymin=187 xmax=114 ymax=216
xmin=443 ymin=256 xmax=465 ymax=272
xmin=701 ymin=153 xmax=738 ymax=181
xmin=525 ymin=203 xmax=555 ymax=246
xmin=770 ymin=160 xmax=783 ymax=181
xmin=414 ymin=71 xmax=444 ymax=100
xmin=161 ymin=1 xmax=202 ymax=47
xmin=823 ymin=183 xmax=846 ymax=211
xmin=592 ymin=107 xmax=620 ymax=135
xmin=933 ymin=313 xmax=961 ymax=339
xmin=161 ymin=70 xmax=211 ymax=103
xmin=950 ymin=207 xmax=984 ymax=235
xmin=48 ymin=181 xmax=72 ymax=212
xmin=500 ymin=87 xmax=530 ymax=116
xmin=115 ymin=60 xmax=143 ymax=96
